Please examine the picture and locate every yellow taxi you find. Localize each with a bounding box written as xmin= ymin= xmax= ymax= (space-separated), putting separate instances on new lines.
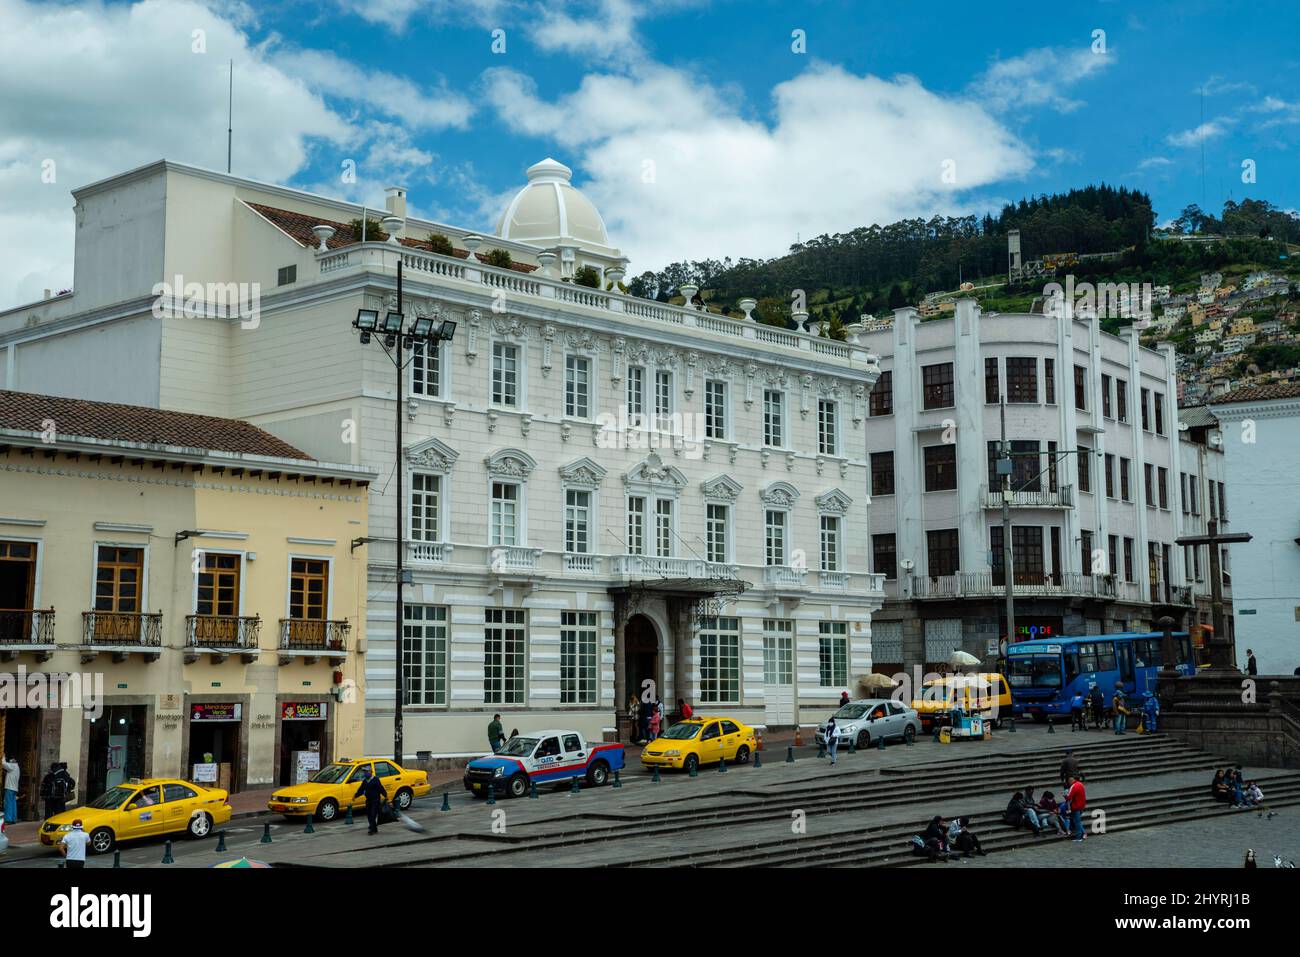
xmin=40 ymin=779 xmax=232 ymax=855
xmin=268 ymin=757 xmax=431 ymax=822
xmin=640 ymin=716 xmax=758 ymax=773
xmin=911 ymin=672 xmax=1012 ymax=730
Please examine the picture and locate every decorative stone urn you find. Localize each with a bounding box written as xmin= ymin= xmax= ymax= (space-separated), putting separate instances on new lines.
xmin=311 ymin=225 xmax=336 ymax=251
xmin=536 ymin=250 xmax=558 ymax=278
xmin=679 ymin=283 xmax=699 ymax=308
xmin=738 ymin=297 xmax=757 ymax=321
xmin=381 ymin=215 xmax=403 ymax=244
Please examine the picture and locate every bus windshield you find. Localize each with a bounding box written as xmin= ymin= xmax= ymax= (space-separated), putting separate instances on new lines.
xmin=1007 ymin=655 xmax=1063 ymax=688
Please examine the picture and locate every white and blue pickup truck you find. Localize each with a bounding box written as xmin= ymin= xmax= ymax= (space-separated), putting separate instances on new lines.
xmin=463 ymin=730 xmax=626 ymax=799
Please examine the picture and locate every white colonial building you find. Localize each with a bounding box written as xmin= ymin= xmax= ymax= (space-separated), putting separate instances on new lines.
xmin=858 ymin=299 xmax=1227 ymax=674
xmin=1207 ymin=383 xmax=1300 ymax=673
xmin=0 ymin=158 xmax=884 ymax=757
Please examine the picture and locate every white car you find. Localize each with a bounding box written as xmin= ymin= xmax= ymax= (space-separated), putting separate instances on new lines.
xmin=815 ymin=699 xmax=921 ymax=750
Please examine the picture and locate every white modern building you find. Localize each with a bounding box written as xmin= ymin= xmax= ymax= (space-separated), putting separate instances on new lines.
xmin=858 ymin=299 xmax=1218 ymax=675
xmin=1207 ymin=383 xmax=1300 ymax=673
xmin=0 ymin=158 xmax=885 ymax=757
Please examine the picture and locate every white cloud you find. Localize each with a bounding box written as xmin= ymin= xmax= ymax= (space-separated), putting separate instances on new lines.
xmin=969 ymin=46 xmax=1114 ymax=114
xmin=1166 ymin=121 xmax=1229 ymax=147
xmin=485 ymin=61 xmax=1033 ymax=271
xmin=1137 ymin=156 xmax=1172 ymax=169
xmin=0 ymin=0 xmax=478 ymax=307
xmin=1199 ymin=75 xmax=1256 ymax=97
xmin=332 ymin=0 xmax=510 ymax=32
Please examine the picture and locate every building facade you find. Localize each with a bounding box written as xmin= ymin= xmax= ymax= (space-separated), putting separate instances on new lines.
xmin=1208 ymin=383 xmax=1300 ymax=673
xmin=0 ymin=391 xmax=373 ymax=818
xmin=0 ymin=158 xmax=885 ymax=759
xmin=858 ymin=300 xmax=1220 ymax=676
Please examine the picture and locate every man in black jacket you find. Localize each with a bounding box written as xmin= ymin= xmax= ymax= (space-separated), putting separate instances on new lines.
xmin=39 ymin=762 xmax=76 ymax=820
xmin=354 ymin=767 xmax=388 ymax=835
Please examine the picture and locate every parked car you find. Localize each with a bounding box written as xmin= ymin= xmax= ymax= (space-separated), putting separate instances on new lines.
xmin=268 ymin=757 xmax=430 ymax=821
xmin=640 ymin=716 xmax=758 ymax=772
xmin=464 ymin=731 xmax=625 ymax=798
xmin=42 ymin=778 xmax=232 ymax=854
xmin=911 ymin=673 xmax=1011 ymax=730
xmin=815 ymin=699 xmax=920 ymax=749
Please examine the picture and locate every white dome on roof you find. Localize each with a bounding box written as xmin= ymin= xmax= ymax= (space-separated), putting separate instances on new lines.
xmin=495 ymin=158 xmax=616 ymax=255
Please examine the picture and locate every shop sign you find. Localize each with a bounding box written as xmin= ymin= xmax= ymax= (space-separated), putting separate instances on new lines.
xmin=282 ymin=702 xmax=327 ymax=721
xmin=192 ymin=763 xmax=219 ymax=783
xmin=191 ymin=702 xmax=241 ymax=722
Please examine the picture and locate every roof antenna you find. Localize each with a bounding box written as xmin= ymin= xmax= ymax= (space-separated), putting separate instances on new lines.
xmin=226 ymin=59 xmax=234 ymax=174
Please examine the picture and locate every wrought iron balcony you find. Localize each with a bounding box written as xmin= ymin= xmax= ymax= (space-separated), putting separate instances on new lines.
xmin=0 ymin=609 xmax=56 ymax=659
xmin=278 ymin=618 xmax=350 ymax=652
xmin=186 ymin=615 xmax=261 ymax=648
xmin=983 ymin=485 xmax=1076 ymax=508
xmin=81 ymin=611 xmax=163 ymax=645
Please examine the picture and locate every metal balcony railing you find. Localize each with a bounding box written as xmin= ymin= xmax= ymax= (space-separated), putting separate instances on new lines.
xmin=912 ymin=572 xmax=1117 ymax=600
xmin=278 ymin=618 xmax=350 ymax=652
xmin=186 ymin=615 xmax=261 ymax=648
xmin=81 ymin=611 xmax=163 ymax=646
xmin=983 ymin=485 xmax=1075 ymax=508
xmin=0 ymin=609 xmax=55 ymax=645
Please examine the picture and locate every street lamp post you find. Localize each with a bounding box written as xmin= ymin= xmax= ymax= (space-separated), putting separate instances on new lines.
xmin=353 ymin=260 xmax=456 ymax=763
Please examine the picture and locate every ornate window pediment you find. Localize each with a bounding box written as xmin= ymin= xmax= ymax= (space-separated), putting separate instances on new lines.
xmin=700 ymin=473 xmax=743 ymax=503
xmin=485 ymin=447 xmax=537 ymax=478
xmin=405 ymin=435 xmax=459 ymax=473
xmin=815 ymin=487 xmax=854 ymax=515
xmin=559 ymin=456 xmax=608 ymax=489
xmin=624 ymin=452 xmax=688 ymax=495
xmin=760 ymin=480 xmax=800 ymax=509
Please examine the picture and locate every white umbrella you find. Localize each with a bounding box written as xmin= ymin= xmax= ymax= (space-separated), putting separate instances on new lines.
xmin=857 ymin=673 xmax=896 ymax=692
xmin=949 ymin=650 xmax=981 ymax=668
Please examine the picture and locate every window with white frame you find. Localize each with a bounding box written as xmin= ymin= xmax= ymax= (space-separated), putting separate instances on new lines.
xmin=491 ymin=342 xmax=519 ymax=407
xmin=565 ymin=489 xmax=591 ymax=554
xmin=654 ymin=370 xmax=673 ymax=427
xmin=763 ymin=389 xmax=785 ymax=447
xmin=626 ymin=365 xmax=645 ymax=424
xmin=705 ymin=379 xmax=728 ymax=439
xmin=490 ymin=481 xmax=520 ymax=546
xmin=483 ymin=608 xmax=526 ymax=704
xmin=706 ymin=503 xmax=729 ymax=564
xmin=560 ymin=610 xmax=598 ymax=705
xmin=762 ymin=619 xmax=794 ymax=685
xmin=654 ymin=499 xmax=673 ymax=557
xmin=411 ymin=341 xmax=442 ymax=398
xmin=626 ymin=496 xmax=645 ymax=555
xmin=564 ymin=355 xmax=590 ymax=418
xmin=818 ymin=399 xmax=838 ymax=455
xmin=699 ymin=616 xmax=740 ymax=703
xmin=765 ymin=509 xmax=787 ymax=566
xmin=402 ymin=605 xmax=447 ymax=705
xmin=410 ymin=473 xmax=441 ymax=541
xmin=819 ymin=514 xmax=841 ymax=572
xmin=818 ymin=621 xmax=849 ymax=687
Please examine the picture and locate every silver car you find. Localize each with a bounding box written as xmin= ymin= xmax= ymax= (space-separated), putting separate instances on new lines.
xmin=815 ymin=698 xmax=921 ymax=750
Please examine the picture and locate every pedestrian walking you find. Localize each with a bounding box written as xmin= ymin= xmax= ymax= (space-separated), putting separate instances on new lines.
xmin=487 ymin=713 xmax=505 ymax=753
xmin=354 ymin=766 xmax=388 ymax=835
xmin=1111 ymin=684 xmax=1129 ymax=735
xmin=839 ymin=691 xmax=850 ymax=708
xmin=1088 ymin=684 xmax=1105 ymax=729
xmin=824 ymin=716 xmax=840 ymax=765
xmin=647 ymin=707 xmax=661 ymax=741
xmin=1059 ymin=748 xmax=1080 ymax=789
xmin=1069 ymin=691 xmax=1086 ymax=731
xmin=2 ymin=755 xmax=19 ymax=824
xmin=39 ymin=761 xmax=76 ymax=821
xmin=1245 ymin=649 xmax=1258 ymax=676
xmin=1065 ymin=774 xmax=1087 ymax=841
xmin=59 ymin=819 xmax=91 ymax=869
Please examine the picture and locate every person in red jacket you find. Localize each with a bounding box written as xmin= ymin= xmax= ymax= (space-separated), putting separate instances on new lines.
xmin=677 ymin=698 xmax=693 ymax=720
xmin=1065 ymin=774 xmax=1087 ymax=842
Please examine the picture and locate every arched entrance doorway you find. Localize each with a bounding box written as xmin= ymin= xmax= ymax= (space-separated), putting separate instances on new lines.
xmin=624 ymin=614 xmax=661 ymax=716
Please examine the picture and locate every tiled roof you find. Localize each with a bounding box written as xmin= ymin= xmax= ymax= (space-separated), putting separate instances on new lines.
xmin=0 ymin=390 xmax=312 ymax=460
xmin=1209 ymin=382 xmax=1300 ymax=404
xmin=1177 ymin=404 xmax=1219 ymax=428
xmin=245 ymin=202 xmax=538 ymax=274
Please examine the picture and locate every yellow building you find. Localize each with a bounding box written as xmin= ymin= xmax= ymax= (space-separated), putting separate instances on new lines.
xmin=0 ymin=391 xmax=374 ymax=819
xmin=1229 ymin=316 xmax=1256 ymax=336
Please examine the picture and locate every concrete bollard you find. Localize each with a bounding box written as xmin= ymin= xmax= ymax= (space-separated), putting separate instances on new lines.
xmin=718 ymin=757 xmax=727 ymax=773
xmin=689 ymin=762 xmax=698 ymax=778
xmin=345 ymin=804 xmax=354 ymax=825
xmin=612 ymin=769 xmax=622 ymax=789
xmin=1009 ymin=717 xmax=1017 ymax=733
xmin=651 ymin=766 xmax=661 ymax=783
xmin=113 ymin=850 xmax=122 ymax=868
xmin=486 ymin=786 xmax=496 ymax=806
xmin=441 ymin=792 xmax=451 ymax=812
xmin=529 ymin=780 xmax=539 ymax=799
xmin=260 ymin=823 xmax=273 ymax=844
xmin=786 ymin=745 xmax=795 ymax=764
xmin=878 ymin=734 xmax=887 ymax=751
xmin=160 ymin=840 xmax=174 ymax=864
xmin=570 ymin=776 xmax=581 ymax=795
xmin=215 ymin=831 xmax=227 ymax=853
xmin=754 ymin=750 xmax=762 ymax=768
xmin=303 ymin=817 xmax=315 ymax=834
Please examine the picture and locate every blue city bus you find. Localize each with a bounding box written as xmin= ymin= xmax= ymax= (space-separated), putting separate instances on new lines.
xmin=1006 ymin=632 xmax=1195 ymax=722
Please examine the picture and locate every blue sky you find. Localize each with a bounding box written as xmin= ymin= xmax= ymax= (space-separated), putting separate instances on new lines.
xmin=2 ymin=0 xmax=1298 ymax=303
